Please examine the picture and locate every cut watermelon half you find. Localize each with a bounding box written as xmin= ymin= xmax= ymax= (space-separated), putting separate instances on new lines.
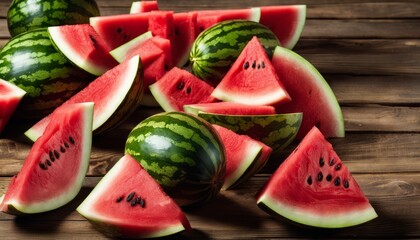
xmin=130 ymin=0 xmax=159 ymax=14
xmin=77 ymin=154 xmax=191 ymax=238
xmin=48 ymin=24 xmax=119 ymax=76
xmin=258 ymin=5 xmax=306 ymax=49
xmin=149 ymin=67 xmax=217 ymax=112
xmin=25 ymin=55 xmax=143 ymax=142
xmin=212 ymin=36 xmax=291 ymax=106
xmin=213 ymin=124 xmax=272 ymax=190
xmin=1 ymin=102 xmax=93 ymax=215
xmin=256 ymin=126 xmax=378 ymax=228
xmin=90 ymin=13 xmax=150 ymax=49
xmin=184 ymin=102 xmax=276 ymax=116
xmin=271 ymin=46 xmax=345 ymax=139
xmin=0 ymin=79 xmax=26 ymax=134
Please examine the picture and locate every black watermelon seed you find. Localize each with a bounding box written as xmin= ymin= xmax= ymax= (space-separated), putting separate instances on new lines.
xmin=139 ymin=198 xmax=145 ymax=208
xmin=49 ymin=151 xmax=55 ymax=161
xmin=344 ymin=180 xmax=350 ymax=188
xmin=261 ymin=61 xmax=265 ymax=68
xmin=177 ymin=81 xmax=184 ymax=90
xmin=64 ymin=142 xmax=69 ymax=148
xmin=54 ymin=150 xmax=60 ymax=159
xmin=46 ymin=159 xmax=52 ymax=166
xmin=186 ymin=87 xmax=192 ymax=94
xmin=60 ymin=146 xmax=66 ymax=153
xmin=243 ymin=61 xmax=249 ymax=69
xmin=307 ymin=176 xmax=312 ymax=185
xmin=69 ymin=136 xmax=75 ymax=144
xmin=252 ymin=60 xmax=256 ymax=69
xmin=335 ymin=163 xmax=342 ymax=171
xmin=326 ymin=174 xmax=332 ymax=181
xmin=329 ymin=158 xmax=335 ymax=166
xmin=126 ymin=192 xmax=135 ymax=202
xmin=257 ymin=63 xmax=261 ymax=69
xmin=334 ymin=177 xmax=341 ymax=186
xmin=317 ymin=172 xmax=323 ymax=181
xmin=39 ymin=162 xmax=47 ymax=170
xmin=117 ymin=27 xmax=122 ymax=33
xmin=319 ymin=157 xmax=325 ymax=167
xmin=130 ymin=199 xmax=137 ymax=206
xmin=116 ymin=196 xmax=124 ymax=203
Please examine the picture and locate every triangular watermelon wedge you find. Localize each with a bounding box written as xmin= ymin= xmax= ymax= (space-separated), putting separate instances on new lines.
xmin=1 ymin=102 xmax=93 ymax=215
xmin=212 ymin=36 xmax=291 ymax=106
xmin=256 ymin=126 xmax=378 ymax=228
xmin=130 ymin=0 xmax=159 ymax=14
xmin=271 ymin=46 xmax=345 ymax=139
xmin=0 ymin=79 xmax=26 ymax=135
xmin=25 ymin=55 xmax=143 ymax=142
xmin=77 ymin=154 xmax=191 ymax=238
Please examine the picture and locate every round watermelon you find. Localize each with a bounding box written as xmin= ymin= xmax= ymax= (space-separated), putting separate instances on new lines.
xmin=125 ymin=112 xmax=226 ymax=207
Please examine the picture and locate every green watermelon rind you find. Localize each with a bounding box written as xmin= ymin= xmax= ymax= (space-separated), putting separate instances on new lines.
xmin=272 ymin=46 xmax=345 ymax=138
xmin=110 ymin=31 xmax=154 ymax=63
xmin=256 ymin=194 xmax=378 ymax=228
xmin=2 ymin=102 xmax=94 ymax=214
xmin=197 ymin=112 xmax=302 ymax=152
xmin=77 ymin=155 xmax=188 ymax=238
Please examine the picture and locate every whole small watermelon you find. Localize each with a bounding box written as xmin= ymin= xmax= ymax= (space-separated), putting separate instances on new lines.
xmin=7 ymin=0 xmax=100 ymax=37
xmin=125 ymin=112 xmax=226 ymax=207
xmin=0 ymin=28 xmax=93 ymax=119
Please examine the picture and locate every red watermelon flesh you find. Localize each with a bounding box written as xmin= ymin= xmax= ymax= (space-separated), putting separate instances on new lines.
xmin=259 ymin=5 xmax=306 ymax=49
xmin=130 ymin=0 xmax=159 ymax=14
xmin=149 ymin=36 xmax=173 ymax=69
xmin=212 ymin=36 xmax=291 ymax=106
xmin=183 ymin=102 xmax=276 ymax=116
xmin=195 ymin=8 xmax=260 ymax=34
xmin=77 ymin=154 xmax=191 ymax=238
xmin=256 ymin=126 xmax=377 ymax=228
xmin=90 ymin=13 xmax=150 ymax=49
xmin=271 ymin=46 xmax=344 ymax=139
xmin=1 ymin=102 xmax=93 ymax=215
xmin=148 ymin=11 xmax=174 ymax=40
xmin=48 ymin=24 xmax=119 ymax=76
xmin=149 ymin=67 xmax=217 ymax=112
xmin=213 ymin=124 xmax=272 ymax=190
xmin=25 ymin=55 xmax=143 ymax=142
xmin=172 ymin=12 xmax=198 ymax=67
xmin=0 ymin=79 xmax=26 ymax=135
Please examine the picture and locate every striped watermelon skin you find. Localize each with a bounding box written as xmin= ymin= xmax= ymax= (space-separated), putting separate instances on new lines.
xmin=198 ymin=112 xmax=302 ymax=153
xmin=190 ymin=20 xmax=280 ymax=82
xmin=0 ymin=28 xmax=93 ymax=119
xmin=125 ymin=112 xmax=225 ymax=207
xmin=7 ymin=0 xmax=100 ymax=37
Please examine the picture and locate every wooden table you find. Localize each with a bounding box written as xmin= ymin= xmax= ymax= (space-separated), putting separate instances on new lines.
xmin=1 ymin=0 xmax=419 ymax=239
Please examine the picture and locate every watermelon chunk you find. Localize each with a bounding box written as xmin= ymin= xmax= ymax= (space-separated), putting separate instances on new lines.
xmin=184 ymin=102 xmax=276 ymax=116
xmin=77 ymin=154 xmax=191 ymax=238
xmin=149 ymin=67 xmax=217 ymax=112
xmin=212 ymin=36 xmax=291 ymax=106
xmin=256 ymin=126 xmax=378 ymax=228
xmin=213 ymin=124 xmax=272 ymax=190
xmin=271 ymin=46 xmax=345 ymax=139
xmin=0 ymin=79 xmax=26 ymax=134
xmin=130 ymin=0 xmax=159 ymax=14
xmin=48 ymin=24 xmax=119 ymax=76
xmin=1 ymin=102 xmax=93 ymax=214
xmin=259 ymin=5 xmax=306 ymax=49
xmin=25 ymin=55 xmax=143 ymax=142
xmin=172 ymin=12 xmax=198 ymax=67
xmin=148 ymin=11 xmax=174 ymax=40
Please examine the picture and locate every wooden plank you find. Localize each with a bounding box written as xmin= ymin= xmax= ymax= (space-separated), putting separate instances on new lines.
xmin=2 ymin=132 xmax=420 ymax=176
xmin=0 ymin=172 xmax=419 ymax=238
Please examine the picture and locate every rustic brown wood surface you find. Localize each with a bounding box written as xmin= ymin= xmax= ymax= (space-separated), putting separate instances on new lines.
xmin=1 ymin=0 xmax=419 ymax=239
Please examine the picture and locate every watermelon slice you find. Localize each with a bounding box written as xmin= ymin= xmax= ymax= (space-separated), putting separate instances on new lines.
xmin=25 ymin=55 xmax=143 ymax=142
xmin=48 ymin=24 xmax=119 ymax=76
xmin=149 ymin=67 xmax=217 ymax=112
xmin=0 ymin=79 xmax=26 ymax=134
xmin=110 ymin=31 xmax=154 ymax=63
xmin=271 ymin=46 xmax=345 ymax=139
xmin=213 ymin=124 xmax=272 ymax=190
xmin=256 ymin=126 xmax=378 ymax=228
xmin=212 ymin=36 xmax=291 ymax=106
xmin=184 ymin=102 xmax=276 ymax=116
xmin=259 ymin=5 xmax=306 ymax=49
xmin=172 ymin=12 xmax=198 ymax=67
xmin=90 ymin=13 xmax=150 ymax=49
xmin=130 ymin=0 xmax=159 ymax=14
xmin=77 ymin=154 xmax=191 ymax=238
xmin=1 ymin=102 xmax=93 ymax=214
